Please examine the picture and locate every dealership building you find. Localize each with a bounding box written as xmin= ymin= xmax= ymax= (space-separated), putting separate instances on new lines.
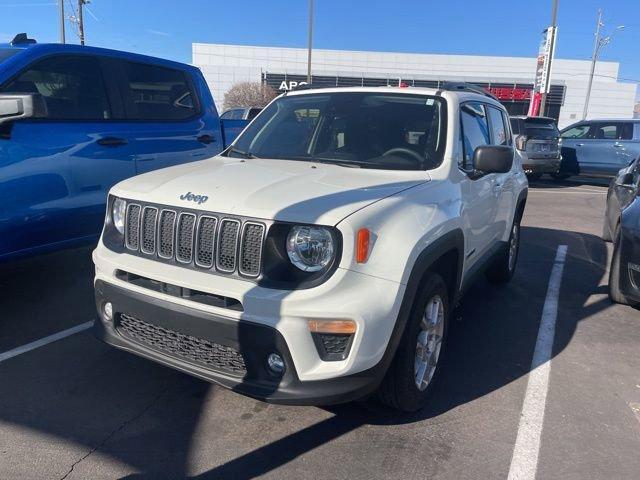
xmin=193 ymin=43 xmax=637 ymax=128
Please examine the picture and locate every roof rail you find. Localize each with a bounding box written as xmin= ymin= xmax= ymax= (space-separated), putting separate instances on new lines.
xmin=10 ymin=33 xmax=37 ymax=46
xmin=439 ymin=82 xmax=498 ymax=101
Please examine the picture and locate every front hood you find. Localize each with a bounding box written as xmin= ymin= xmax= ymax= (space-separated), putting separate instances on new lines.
xmin=112 ymin=156 xmax=429 ymax=225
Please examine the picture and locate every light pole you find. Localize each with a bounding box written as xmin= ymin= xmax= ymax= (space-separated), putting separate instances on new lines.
xmin=582 ymin=10 xmax=624 ymax=119
xmin=539 ymin=0 xmax=559 ymax=116
xmin=306 ymin=0 xmax=314 ymax=85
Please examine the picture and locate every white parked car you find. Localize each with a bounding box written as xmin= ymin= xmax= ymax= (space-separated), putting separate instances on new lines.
xmin=93 ymin=84 xmax=528 ymax=412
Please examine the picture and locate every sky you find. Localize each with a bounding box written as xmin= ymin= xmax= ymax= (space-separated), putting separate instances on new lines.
xmin=0 ymin=0 xmax=638 ymax=90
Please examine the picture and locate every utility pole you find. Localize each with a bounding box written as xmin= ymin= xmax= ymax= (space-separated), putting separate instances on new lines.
xmin=539 ymin=0 xmax=558 ymax=116
xmin=583 ymin=10 xmax=603 ymax=120
xmin=582 ymin=11 xmax=624 ymax=120
xmin=306 ymin=0 xmax=314 ymax=84
xmin=59 ymin=0 xmax=65 ymax=43
xmin=78 ymin=0 xmax=86 ymax=45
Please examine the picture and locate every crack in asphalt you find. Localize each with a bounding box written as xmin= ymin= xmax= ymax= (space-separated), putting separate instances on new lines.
xmin=59 ymin=384 xmax=168 ymax=480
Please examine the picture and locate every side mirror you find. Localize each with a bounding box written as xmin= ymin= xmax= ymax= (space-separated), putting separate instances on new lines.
xmin=0 ymin=93 xmax=47 ymax=125
xmin=473 ymin=145 xmax=514 ymax=175
xmin=619 ymin=172 xmax=634 ymax=186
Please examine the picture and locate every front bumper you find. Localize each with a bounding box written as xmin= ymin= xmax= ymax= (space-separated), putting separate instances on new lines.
xmin=92 ymin=243 xmax=406 ymax=404
xmin=94 ymin=280 xmax=385 ymax=405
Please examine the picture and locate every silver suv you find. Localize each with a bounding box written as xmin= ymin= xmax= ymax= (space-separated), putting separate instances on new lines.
xmin=559 ymin=119 xmax=640 ymax=179
xmin=509 ymin=116 xmax=561 ymax=181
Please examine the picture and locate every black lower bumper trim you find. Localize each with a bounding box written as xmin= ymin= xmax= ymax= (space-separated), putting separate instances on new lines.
xmin=94 ymin=280 xmax=382 ymax=405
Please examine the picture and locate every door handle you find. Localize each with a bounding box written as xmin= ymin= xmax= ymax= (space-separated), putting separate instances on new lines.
xmin=613 ymin=143 xmax=623 ymax=148
xmin=97 ymin=137 xmax=128 ymax=147
xmin=197 ymin=134 xmax=216 ymax=144
xmin=576 ymin=143 xmax=584 ymax=147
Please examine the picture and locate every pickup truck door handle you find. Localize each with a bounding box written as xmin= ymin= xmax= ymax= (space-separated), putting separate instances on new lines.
xmin=613 ymin=143 xmax=624 ymax=148
xmin=197 ymin=134 xmax=216 ymax=144
xmin=575 ymin=143 xmax=584 ymax=147
xmin=97 ymin=137 xmax=128 ymax=147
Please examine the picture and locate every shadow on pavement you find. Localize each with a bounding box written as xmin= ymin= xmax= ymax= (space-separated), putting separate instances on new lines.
xmin=0 ymin=224 xmax=612 ymax=479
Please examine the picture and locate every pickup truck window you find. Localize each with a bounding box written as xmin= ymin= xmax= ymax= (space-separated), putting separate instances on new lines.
xmin=460 ymin=102 xmax=490 ymax=169
xmin=0 ymin=55 xmax=111 ymax=120
xmin=230 ymin=92 xmax=446 ymax=170
xmin=118 ymin=61 xmax=196 ymax=121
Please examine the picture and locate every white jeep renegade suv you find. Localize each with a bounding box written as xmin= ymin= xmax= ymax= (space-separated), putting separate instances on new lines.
xmin=93 ymin=84 xmax=528 ymax=412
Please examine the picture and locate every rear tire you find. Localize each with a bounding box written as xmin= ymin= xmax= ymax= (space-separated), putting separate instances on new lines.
xmin=609 ymin=226 xmax=632 ymax=305
xmin=486 ymin=220 xmax=520 ymax=284
xmin=377 ymin=273 xmax=449 ymax=412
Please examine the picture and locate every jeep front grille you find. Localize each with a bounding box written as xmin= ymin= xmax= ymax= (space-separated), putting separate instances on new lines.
xmin=124 ymin=202 xmax=265 ymax=278
xmin=117 ymin=313 xmax=247 ymax=376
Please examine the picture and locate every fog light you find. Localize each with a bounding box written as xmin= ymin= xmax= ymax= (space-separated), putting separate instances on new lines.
xmin=266 ymin=353 xmax=285 ymax=376
xmin=103 ymin=302 xmax=113 ymax=322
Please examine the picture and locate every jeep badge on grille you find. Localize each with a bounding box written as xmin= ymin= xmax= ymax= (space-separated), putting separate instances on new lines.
xmin=179 ymin=192 xmax=209 ymax=205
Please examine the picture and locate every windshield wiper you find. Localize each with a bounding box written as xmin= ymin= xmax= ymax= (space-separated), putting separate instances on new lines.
xmin=225 ymin=146 xmax=259 ymax=159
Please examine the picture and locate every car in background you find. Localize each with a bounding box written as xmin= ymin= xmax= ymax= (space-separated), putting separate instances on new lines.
xmin=603 ymin=157 xmax=640 ymax=307
xmin=0 ymin=34 xmax=247 ymax=263
xmin=558 ymin=119 xmax=640 ymax=179
xmin=509 ymin=116 xmax=561 ymax=181
xmin=221 ymin=106 xmax=263 ymax=121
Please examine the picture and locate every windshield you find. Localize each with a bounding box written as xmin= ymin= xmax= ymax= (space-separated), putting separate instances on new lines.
xmin=0 ymin=48 xmax=20 ymax=64
xmin=229 ymin=91 xmax=447 ymax=170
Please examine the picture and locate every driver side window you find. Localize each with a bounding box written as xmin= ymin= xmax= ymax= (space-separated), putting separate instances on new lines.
xmin=459 ymin=102 xmax=490 ymax=171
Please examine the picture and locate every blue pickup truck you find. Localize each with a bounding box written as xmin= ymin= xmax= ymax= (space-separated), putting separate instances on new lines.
xmin=0 ymin=34 xmax=247 ymax=262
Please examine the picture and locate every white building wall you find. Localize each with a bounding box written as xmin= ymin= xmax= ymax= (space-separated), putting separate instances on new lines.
xmin=193 ymin=43 xmax=636 ymax=129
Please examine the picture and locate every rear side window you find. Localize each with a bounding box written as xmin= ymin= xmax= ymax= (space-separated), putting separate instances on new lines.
xmin=488 ymin=106 xmax=508 ymax=146
xmin=460 ymin=102 xmax=490 ymax=169
xmin=593 ymin=122 xmax=634 ymax=140
xmin=119 ymin=61 xmax=197 ymax=120
xmin=1 ymin=55 xmax=111 ymax=120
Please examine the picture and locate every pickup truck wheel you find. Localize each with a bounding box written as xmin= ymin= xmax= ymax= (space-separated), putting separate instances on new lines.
xmin=377 ymin=273 xmax=449 ymax=412
xmin=485 ymin=220 xmax=520 ymax=284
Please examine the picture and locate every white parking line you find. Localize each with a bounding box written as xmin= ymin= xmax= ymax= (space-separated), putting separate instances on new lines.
xmin=507 ymin=245 xmax=568 ymax=480
xmin=0 ymin=321 xmax=93 ymax=363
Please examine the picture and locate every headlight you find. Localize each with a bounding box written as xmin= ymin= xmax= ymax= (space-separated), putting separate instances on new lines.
xmin=112 ymin=197 xmax=126 ymax=235
xmin=286 ymin=225 xmax=335 ymax=272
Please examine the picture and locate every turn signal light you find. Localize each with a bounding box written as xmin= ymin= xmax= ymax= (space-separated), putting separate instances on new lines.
xmin=308 ymin=319 xmax=357 ymax=335
xmin=356 ymin=228 xmax=370 ymax=263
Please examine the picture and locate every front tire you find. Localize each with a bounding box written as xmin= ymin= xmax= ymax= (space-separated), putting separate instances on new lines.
xmin=377 ymin=273 xmax=449 ymax=412
xmin=486 ymin=220 xmax=520 ymax=284
xmin=609 ymin=226 xmax=633 ymax=306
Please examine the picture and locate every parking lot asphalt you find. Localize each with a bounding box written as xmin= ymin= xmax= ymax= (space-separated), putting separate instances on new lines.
xmin=2 ymin=178 xmax=640 ymax=480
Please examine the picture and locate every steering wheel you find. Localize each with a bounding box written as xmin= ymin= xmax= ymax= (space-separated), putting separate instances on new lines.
xmin=382 ymin=147 xmax=423 ymax=164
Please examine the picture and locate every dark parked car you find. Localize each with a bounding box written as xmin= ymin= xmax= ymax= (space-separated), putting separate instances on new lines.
xmin=603 ymin=157 xmax=640 ymax=307
xmin=559 ymin=119 xmax=640 ymax=179
xmin=509 ymin=116 xmax=561 ymax=181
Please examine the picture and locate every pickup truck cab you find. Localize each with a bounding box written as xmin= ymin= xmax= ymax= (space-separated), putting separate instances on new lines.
xmin=0 ymin=34 xmax=244 ymax=262
xmin=93 ymin=84 xmax=528 ymax=412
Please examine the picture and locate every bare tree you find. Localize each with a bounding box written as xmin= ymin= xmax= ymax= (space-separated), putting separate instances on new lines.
xmin=223 ymin=82 xmax=278 ymax=111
